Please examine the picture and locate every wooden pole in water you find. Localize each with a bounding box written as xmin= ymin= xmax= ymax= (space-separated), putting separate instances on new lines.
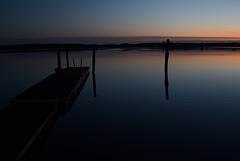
xmin=166 ymin=39 xmax=169 ymax=51
xmin=164 ymin=39 xmax=170 ymax=100
xmin=66 ymin=49 xmax=69 ymax=68
xmin=57 ymin=51 xmax=61 ymax=68
xmin=92 ymin=48 xmax=95 ymax=74
xmin=81 ymin=58 xmax=83 ymax=67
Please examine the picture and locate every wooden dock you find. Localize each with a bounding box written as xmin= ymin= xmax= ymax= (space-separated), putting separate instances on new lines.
xmin=0 ymin=67 xmax=89 ymax=161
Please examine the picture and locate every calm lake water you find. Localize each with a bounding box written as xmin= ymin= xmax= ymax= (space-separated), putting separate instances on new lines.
xmin=1 ymin=49 xmax=240 ymax=160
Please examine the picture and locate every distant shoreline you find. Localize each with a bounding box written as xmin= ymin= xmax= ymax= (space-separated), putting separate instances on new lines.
xmin=1 ymin=42 xmax=240 ymax=53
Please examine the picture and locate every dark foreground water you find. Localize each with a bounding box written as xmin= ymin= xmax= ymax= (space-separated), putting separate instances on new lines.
xmin=1 ymin=49 xmax=240 ymax=160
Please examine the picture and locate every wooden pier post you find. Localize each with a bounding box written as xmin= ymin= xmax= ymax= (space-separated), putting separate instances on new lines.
xmin=81 ymin=58 xmax=83 ymax=67
xmin=166 ymin=39 xmax=169 ymax=51
xmin=92 ymin=48 xmax=95 ymax=74
xmin=66 ymin=49 xmax=69 ymax=68
xmin=164 ymin=39 xmax=170 ymax=100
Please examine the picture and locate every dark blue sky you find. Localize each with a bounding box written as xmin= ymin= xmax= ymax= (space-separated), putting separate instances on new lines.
xmin=0 ymin=0 xmax=240 ymax=39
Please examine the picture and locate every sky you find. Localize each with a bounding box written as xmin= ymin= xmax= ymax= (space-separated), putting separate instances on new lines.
xmin=0 ymin=0 xmax=240 ymax=40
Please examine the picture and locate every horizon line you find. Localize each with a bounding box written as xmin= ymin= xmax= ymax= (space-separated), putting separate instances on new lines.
xmin=2 ymin=36 xmax=240 ymax=40
xmin=1 ymin=36 xmax=240 ymax=46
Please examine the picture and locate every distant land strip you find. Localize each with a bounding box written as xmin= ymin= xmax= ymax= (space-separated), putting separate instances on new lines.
xmin=1 ymin=42 xmax=240 ymax=53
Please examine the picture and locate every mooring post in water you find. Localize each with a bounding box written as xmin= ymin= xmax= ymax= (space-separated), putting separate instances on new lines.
xmin=166 ymin=39 xmax=169 ymax=51
xmin=164 ymin=39 xmax=170 ymax=100
xmin=66 ymin=48 xmax=69 ymax=68
xmin=73 ymin=58 xmax=75 ymax=67
xmin=92 ymin=48 xmax=96 ymax=74
xmin=81 ymin=58 xmax=83 ymax=67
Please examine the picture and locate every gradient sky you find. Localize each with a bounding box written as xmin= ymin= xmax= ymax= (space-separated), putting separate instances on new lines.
xmin=0 ymin=0 xmax=240 ymax=39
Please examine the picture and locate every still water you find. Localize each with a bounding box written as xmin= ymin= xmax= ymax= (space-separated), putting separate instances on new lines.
xmin=1 ymin=49 xmax=240 ymax=160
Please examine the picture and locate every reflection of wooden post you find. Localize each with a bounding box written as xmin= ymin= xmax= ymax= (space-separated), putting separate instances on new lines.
xmin=92 ymin=74 xmax=97 ymax=97
xmin=91 ymin=48 xmax=97 ymax=97
xmin=92 ymin=48 xmax=95 ymax=74
xmin=66 ymin=49 xmax=69 ymax=68
xmin=164 ymin=39 xmax=170 ymax=100
xmin=73 ymin=58 xmax=75 ymax=67
xmin=57 ymin=51 xmax=61 ymax=68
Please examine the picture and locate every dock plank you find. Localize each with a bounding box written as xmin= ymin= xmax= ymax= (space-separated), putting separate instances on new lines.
xmin=0 ymin=102 xmax=58 ymax=161
xmin=0 ymin=67 xmax=89 ymax=161
xmin=13 ymin=67 xmax=89 ymax=100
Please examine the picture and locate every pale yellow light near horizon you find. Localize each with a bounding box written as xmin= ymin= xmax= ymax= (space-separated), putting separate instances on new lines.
xmin=76 ymin=27 xmax=240 ymax=38
xmin=71 ymin=19 xmax=240 ymax=38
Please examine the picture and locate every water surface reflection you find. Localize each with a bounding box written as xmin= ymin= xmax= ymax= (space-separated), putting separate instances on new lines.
xmin=1 ymin=49 xmax=240 ymax=160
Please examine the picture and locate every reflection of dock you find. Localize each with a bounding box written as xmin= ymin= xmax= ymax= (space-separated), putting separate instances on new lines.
xmin=0 ymin=67 xmax=89 ymax=161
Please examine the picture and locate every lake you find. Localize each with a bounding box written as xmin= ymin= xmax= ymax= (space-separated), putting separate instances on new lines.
xmin=1 ymin=49 xmax=240 ymax=160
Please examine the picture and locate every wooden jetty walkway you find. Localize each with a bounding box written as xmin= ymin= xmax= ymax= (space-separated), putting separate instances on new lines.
xmin=0 ymin=67 xmax=89 ymax=161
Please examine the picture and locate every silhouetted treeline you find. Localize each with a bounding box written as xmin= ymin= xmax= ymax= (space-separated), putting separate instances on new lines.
xmin=0 ymin=42 xmax=240 ymax=53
